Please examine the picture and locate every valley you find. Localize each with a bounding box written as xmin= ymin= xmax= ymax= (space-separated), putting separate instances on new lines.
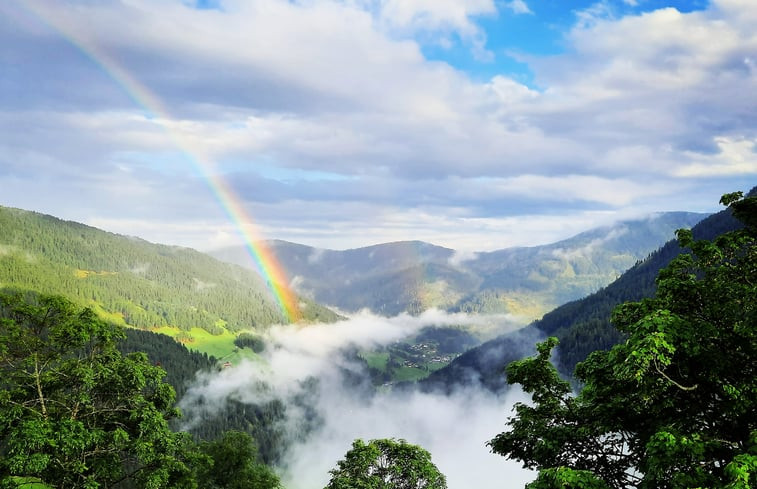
xmin=0 ymin=190 xmax=753 ymax=489
xmin=359 ymin=326 xmax=480 ymax=385
xmin=0 ymin=204 xmax=705 ymax=380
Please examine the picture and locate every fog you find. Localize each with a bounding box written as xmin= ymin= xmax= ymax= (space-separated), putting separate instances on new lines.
xmin=180 ymin=310 xmax=536 ymax=489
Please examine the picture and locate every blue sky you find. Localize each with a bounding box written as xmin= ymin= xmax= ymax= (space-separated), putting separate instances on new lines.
xmin=426 ymin=0 xmax=711 ymax=82
xmin=0 ymin=0 xmax=755 ymax=252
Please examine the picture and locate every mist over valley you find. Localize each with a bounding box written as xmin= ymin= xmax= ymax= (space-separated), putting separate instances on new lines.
xmin=178 ymin=310 xmax=540 ymax=489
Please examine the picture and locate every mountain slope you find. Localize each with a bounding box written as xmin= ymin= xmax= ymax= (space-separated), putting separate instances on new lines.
xmin=0 ymin=206 xmax=339 ymax=334
xmin=214 ymin=213 xmax=706 ymax=318
xmin=421 ymin=196 xmax=748 ymax=392
xmin=538 ymin=203 xmax=744 ymax=375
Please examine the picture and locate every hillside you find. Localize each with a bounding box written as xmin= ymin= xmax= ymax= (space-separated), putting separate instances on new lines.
xmin=0 ymin=206 xmax=339 ymax=338
xmin=420 ymin=196 xmax=749 ymax=392
xmin=537 ymin=202 xmax=745 ymax=375
xmin=214 ymin=212 xmax=706 ymax=319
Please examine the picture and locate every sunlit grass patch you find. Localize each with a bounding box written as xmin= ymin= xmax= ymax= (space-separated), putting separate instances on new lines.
xmin=361 ymin=351 xmax=389 ymax=371
xmin=151 ymin=325 xmax=238 ymax=359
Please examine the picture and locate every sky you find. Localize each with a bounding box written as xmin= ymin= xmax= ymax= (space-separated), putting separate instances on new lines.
xmin=1 ymin=0 xmax=756 ymax=253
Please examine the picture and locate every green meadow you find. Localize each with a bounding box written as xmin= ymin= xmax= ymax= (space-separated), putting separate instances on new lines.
xmin=151 ymin=325 xmax=239 ymax=360
xmin=361 ymin=351 xmax=389 ymax=371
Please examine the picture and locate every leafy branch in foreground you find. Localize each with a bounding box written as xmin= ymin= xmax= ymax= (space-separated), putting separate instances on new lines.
xmin=490 ymin=191 xmax=757 ymax=489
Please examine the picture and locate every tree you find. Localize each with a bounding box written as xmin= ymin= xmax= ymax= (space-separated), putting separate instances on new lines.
xmin=197 ymin=430 xmax=281 ymax=489
xmin=0 ymin=292 xmax=197 ymax=488
xmin=489 ymin=192 xmax=757 ymax=489
xmin=325 ymin=438 xmax=447 ymax=489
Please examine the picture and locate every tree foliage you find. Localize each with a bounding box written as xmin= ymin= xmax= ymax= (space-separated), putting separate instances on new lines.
xmin=233 ymin=332 xmax=266 ymax=353
xmin=118 ymin=328 xmax=215 ymax=400
xmin=490 ymin=192 xmax=757 ymax=488
xmin=325 ymin=438 xmax=447 ymax=489
xmin=0 ymin=293 xmax=285 ymax=489
xmin=0 ymin=292 xmax=200 ymax=488
xmin=197 ymin=431 xmax=281 ymax=489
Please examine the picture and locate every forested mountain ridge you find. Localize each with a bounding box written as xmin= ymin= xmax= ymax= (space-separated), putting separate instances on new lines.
xmin=214 ymin=212 xmax=706 ymax=318
xmin=421 ymin=189 xmax=753 ymax=392
xmin=534 ymin=203 xmax=745 ymax=376
xmin=0 ymin=206 xmax=339 ymax=335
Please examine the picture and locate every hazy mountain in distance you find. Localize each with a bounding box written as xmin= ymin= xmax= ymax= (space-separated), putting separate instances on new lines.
xmin=421 ymin=192 xmax=751 ymax=393
xmin=212 ymin=212 xmax=706 ymax=320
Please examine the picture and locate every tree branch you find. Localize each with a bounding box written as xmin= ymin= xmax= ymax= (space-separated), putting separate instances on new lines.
xmin=654 ymin=362 xmax=698 ymax=391
xmin=34 ymin=353 xmax=48 ymax=419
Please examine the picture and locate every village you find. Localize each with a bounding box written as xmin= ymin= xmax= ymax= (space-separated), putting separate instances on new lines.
xmin=400 ymin=342 xmax=457 ymax=369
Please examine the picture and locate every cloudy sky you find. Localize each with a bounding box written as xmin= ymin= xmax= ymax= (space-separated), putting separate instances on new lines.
xmin=1 ymin=0 xmax=756 ymax=252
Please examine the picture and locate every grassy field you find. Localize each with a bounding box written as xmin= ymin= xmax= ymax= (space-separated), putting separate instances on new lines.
xmin=360 ymin=345 xmax=456 ymax=384
xmin=392 ymin=366 xmax=430 ymax=382
xmin=361 ymin=351 xmax=389 ymax=371
xmin=218 ymin=346 xmax=261 ymax=365
xmin=90 ymin=302 xmax=128 ymax=325
xmin=151 ymin=325 xmax=238 ymax=359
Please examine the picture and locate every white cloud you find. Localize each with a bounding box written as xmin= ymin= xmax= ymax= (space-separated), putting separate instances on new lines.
xmin=378 ymin=0 xmax=497 ymax=34
xmin=179 ymin=311 xmax=534 ymax=489
xmin=551 ymin=226 xmax=629 ymax=261
xmin=448 ymin=249 xmax=479 ymax=267
xmin=1 ymin=0 xmax=755 ymax=253
xmin=557 ymin=3 xmax=757 ymax=98
xmin=377 ymin=0 xmax=498 ymax=59
xmin=487 ymin=75 xmax=539 ymax=107
xmin=504 ymin=0 xmax=532 ymax=15
xmin=675 ymin=137 xmax=757 ymax=177
xmin=307 ymin=248 xmax=326 ymax=264
xmin=282 ymin=386 xmax=533 ymax=489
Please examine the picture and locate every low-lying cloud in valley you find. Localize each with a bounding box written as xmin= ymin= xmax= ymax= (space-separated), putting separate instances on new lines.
xmin=180 ymin=310 xmax=536 ymax=488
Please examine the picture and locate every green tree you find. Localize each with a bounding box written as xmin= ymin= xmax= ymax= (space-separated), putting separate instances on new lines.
xmin=233 ymin=333 xmax=266 ymax=353
xmin=0 ymin=292 xmax=198 ymax=488
xmin=325 ymin=438 xmax=447 ymax=489
xmin=197 ymin=430 xmax=281 ymax=489
xmin=489 ymin=192 xmax=757 ymax=488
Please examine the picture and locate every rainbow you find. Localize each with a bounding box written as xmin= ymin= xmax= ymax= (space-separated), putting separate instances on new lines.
xmin=15 ymin=0 xmax=302 ymax=322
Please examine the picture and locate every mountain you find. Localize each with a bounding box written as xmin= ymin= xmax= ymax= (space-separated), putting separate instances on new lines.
xmin=421 ymin=193 xmax=750 ymax=393
xmin=213 ymin=212 xmax=706 ymax=319
xmin=213 ymin=240 xmax=462 ymax=315
xmin=0 ymin=206 xmax=339 ymax=335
